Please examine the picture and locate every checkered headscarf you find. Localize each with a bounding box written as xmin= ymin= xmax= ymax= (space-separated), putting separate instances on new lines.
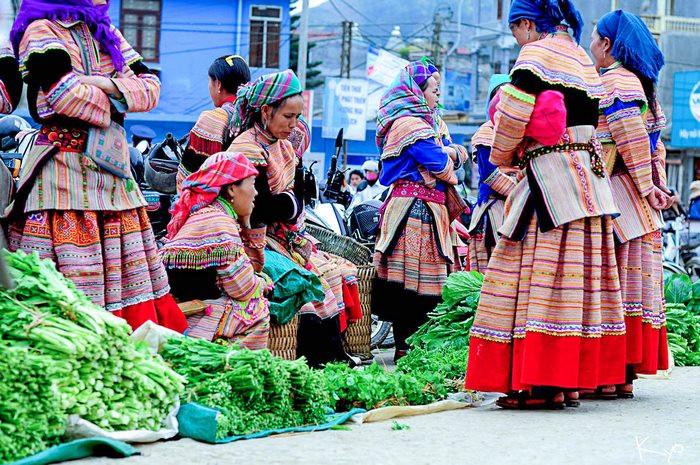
xmin=233 ymin=69 xmax=303 ymax=132
xmin=167 ymin=152 xmax=258 ymax=238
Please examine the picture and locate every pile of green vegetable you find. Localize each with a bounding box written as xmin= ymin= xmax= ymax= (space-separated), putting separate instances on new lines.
xmin=407 ymin=271 xmax=483 ymax=350
xmin=0 ymin=344 xmax=66 ymax=463
xmin=160 ymin=336 xmax=329 ymax=438
xmin=663 ymin=273 xmax=700 ymax=366
xmin=321 ymin=347 xmax=469 ymax=411
xmin=0 ymin=250 xmax=185 ymax=462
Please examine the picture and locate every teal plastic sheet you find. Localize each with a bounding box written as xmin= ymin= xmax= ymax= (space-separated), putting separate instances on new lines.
xmin=8 ymin=437 xmax=139 ymax=465
xmin=177 ymin=402 xmax=364 ymax=444
xmin=263 ymin=250 xmax=325 ymax=324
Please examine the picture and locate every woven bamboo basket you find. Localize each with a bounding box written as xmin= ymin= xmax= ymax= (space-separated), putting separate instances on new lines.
xmin=268 ymin=314 xmax=299 ymax=360
xmin=305 ymin=224 xmax=373 ymax=358
xmin=345 ymin=264 xmax=375 ymax=357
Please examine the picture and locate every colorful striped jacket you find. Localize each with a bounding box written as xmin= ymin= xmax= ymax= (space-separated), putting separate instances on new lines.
xmin=16 ymin=19 xmax=159 ymax=213
xmin=161 ymin=200 xmax=270 ymax=341
xmin=176 ymin=101 xmax=237 ymax=192
xmin=468 ymin=121 xmax=516 ymax=238
xmin=596 ymin=64 xmax=666 ymax=243
xmin=491 ymin=33 xmax=618 ymax=239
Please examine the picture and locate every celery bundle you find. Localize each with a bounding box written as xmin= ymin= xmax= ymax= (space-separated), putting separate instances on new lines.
xmin=0 ymin=250 xmax=185 ymax=462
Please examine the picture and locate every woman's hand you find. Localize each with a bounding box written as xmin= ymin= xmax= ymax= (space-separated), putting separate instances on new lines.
xmin=238 ymin=214 xmax=252 ymax=229
xmin=646 ymin=186 xmax=670 ymax=211
xmin=443 ymin=145 xmax=458 ymax=161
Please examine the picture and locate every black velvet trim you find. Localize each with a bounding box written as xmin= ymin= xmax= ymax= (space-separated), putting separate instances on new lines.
xmin=511 ymin=69 xmax=599 ymax=127
xmin=370 ymin=277 xmax=441 ymax=323
xmin=24 ymin=49 xmax=71 ymax=91
xmin=166 ymin=268 xmax=220 ymax=301
xmin=526 ymin=165 xmax=556 ymax=233
xmin=250 ymin=168 xmax=302 ymax=227
xmin=0 ymin=56 xmax=22 ymax=110
xmin=296 ymin=313 xmax=346 ymax=368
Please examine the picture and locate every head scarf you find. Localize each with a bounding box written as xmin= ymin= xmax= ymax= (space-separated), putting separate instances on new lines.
xmin=508 ymin=0 xmax=584 ymax=43
xmin=420 ymin=56 xmax=439 ymax=77
xmin=376 ymin=61 xmax=436 ymax=152
xmin=167 ymin=152 xmax=258 ymax=238
xmin=596 ymin=9 xmax=664 ymax=82
xmin=233 ymin=69 xmax=303 ymax=133
xmin=10 ymin=0 xmax=125 ymax=71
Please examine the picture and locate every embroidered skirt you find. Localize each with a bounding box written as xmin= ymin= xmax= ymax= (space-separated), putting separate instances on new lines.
xmin=468 ymin=233 xmax=490 ymax=275
xmin=466 ymin=214 xmax=627 ymax=393
xmin=372 ymin=199 xmax=450 ymax=320
xmin=8 ymin=207 xmax=187 ymax=332
xmin=375 ymin=199 xmax=450 ymax=296
xmin=616 ymin=230 xmax=669 ymax=374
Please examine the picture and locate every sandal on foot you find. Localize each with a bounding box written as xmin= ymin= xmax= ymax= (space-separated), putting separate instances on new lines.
xmin=579 ymin=386 xmax=617 ymax=400
xmin=564 ymin=391 xmax=580 ymax=408
xmin=496 ymin=391 xmax=565 ymax=410
xmin=616 ymin=383 xmax=634 ymax=399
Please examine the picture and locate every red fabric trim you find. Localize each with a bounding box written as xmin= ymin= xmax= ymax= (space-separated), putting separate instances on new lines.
xmin=624 ymin=315 xmax=643 ymax=364
xmin=188 ymin=132 xmax=223 ymax=157
xmin=339 ymin=307 xmax=348 ymax=333
xmin=634 ymin=324 xmax=669 ymax=374
xmin=113 ymin=293 xmax=188 ymax=333
xmin=218 ymin=95 xmax=237 ymax=106
xmin=466 ymin=332 xmax=626 ymax=393
xmin=344 ymin=282 xmax=362 ymax=323
xmin=622 ymin=315 xmax=669 ymax=374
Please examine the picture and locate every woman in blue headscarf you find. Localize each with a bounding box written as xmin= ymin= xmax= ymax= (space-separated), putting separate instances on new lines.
xmin=589 ymin=9 xmax=670 ymax=399
xmin=465 ymin=0 xmax=626 ymax=410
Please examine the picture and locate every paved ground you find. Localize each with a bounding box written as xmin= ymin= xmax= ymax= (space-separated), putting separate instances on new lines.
xmin=76 ymin=366 xmax=699 ymax=465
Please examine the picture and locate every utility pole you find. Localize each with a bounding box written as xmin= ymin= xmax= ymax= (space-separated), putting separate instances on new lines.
xmin=339 ymin=20 xmax=354 ymax=168
xmin=431 ymin=12 xmax=443 ymax=71
xmin=340 ymin=20 xmax=353 ymax=78
xmin=297 ymin=0 xmax=310 ymax=87
xmin=442 ymin=0 xmax=463 ymax=90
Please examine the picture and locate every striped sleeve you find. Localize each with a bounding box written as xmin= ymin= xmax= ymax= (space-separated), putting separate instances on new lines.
xmin=217 ymin=253 xmax=268 ymax=303
xmin=110 ymin=70 xmax=160 ymax=113
xmin=484 ymin=169 xmax=516 ymax=197
xmin=652 ymin=139 xmax=667 ymax=189
xmin=490 ymin=84 xmax=536 ymax=167
xmin=603 ymin=99 xmax=654 ymax=197
xmin=43 ymin=71 xmax=111 ymax=127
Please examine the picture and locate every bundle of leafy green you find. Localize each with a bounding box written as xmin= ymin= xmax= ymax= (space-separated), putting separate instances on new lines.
xmin=663 ymin=273 xmax=700 ymax=366
xmin=0 ymin=344 xmax=66 ymax=463
xmin=322 ymin=348 xmax=469 ymax=411
xmin=407 ymin=271 xmax=484 ymax=350
xmin=161 ymin=337 xmax=329 ymax=438
xmin=0 ymin=250 xmax=184 ymax=462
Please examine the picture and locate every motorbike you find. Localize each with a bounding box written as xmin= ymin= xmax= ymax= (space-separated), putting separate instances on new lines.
xmin=141 ymin=133 xmax=186 ymax=242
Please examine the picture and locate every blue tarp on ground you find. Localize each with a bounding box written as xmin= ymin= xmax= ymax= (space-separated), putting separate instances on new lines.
xmin=177 ymin=402 xmax=364 ymax=444
xmin=8 ymin=437 xmax=138 ymax=465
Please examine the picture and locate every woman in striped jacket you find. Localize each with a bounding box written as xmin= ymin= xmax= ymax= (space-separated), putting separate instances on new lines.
xmin=465 ymin=0 xmax=627 ymax=409
xmin=162 ymin=152 xmax=272 ymax=349
xmin=589 ymin=9 xmax=671 ymax=398
xmin=6 ymin=0 xmax=186 ymax=332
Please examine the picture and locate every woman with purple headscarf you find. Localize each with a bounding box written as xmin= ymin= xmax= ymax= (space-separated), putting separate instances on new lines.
xmin=6 ymin=0 xmax=187 ymax=333
xmin=372 ymin=60 xmax=468 ymax=361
